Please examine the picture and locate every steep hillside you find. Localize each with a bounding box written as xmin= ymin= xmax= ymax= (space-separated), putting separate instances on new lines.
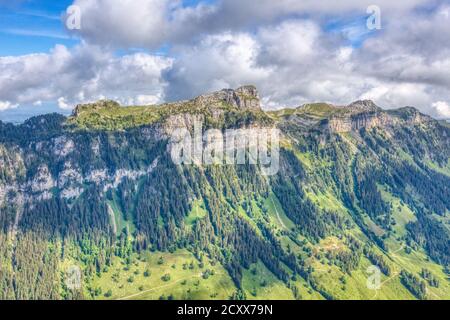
xmin=0 ymin=86 xmax=449 ymax=300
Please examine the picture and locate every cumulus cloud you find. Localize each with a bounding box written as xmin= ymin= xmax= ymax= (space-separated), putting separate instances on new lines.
xmin=68 ymin=0 xmax=434 ymax=49
xmin=164 ymin=32 xmax=270 ymax=102
xmin=163 ymin=20 xmax=367 ymax=106
xmin=0 ymin=101 xmax=18 ymax=111
xmin=431 ymin=101 xmax=450 ymax=119
xmin=57 ymin=97 xmax=70 ymax=110
xmin=162 ymin=4 xmax=450 ymax=118
xmin=69 ymin=0 xmax=170 ymax=48
xmin=0 ymin=43 xmax=172 ymax=111
xmin=355 ymin=6 xmax=450 ymax=84
xmin=1 ymin=0 xmax=450 ymax=121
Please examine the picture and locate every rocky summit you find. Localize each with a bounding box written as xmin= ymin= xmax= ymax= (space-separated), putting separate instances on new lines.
xmin=193 ymin=85 xmax=261 ymax=110
xmin=346 ymin=100 xmax=381 ymax=113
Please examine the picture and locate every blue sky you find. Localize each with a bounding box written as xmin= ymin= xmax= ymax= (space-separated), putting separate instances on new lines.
xmin=0 ymin=0 xmax=212 ymax=56
xmin=0 ymin=0 xmax=449 ymax=122
xmin=0 ymin=0 xmax=210 ymax=122
xmin=0 ymin=0 xmax=77 ymax=56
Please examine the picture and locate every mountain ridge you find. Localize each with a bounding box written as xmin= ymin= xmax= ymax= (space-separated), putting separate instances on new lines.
xmin=0 ymin=86 xmax=449 ymax=300
xmin=1 ymin=86 xmax=439 ymax=136
xmin=0 ymin=85 xmax=438 ymax=133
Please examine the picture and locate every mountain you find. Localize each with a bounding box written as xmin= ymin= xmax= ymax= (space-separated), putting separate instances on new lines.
xmin=0 ymin=86 xmax=449 ymax=300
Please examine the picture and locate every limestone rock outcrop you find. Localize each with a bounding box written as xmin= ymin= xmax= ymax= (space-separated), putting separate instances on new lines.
xmin=194 ymin=85 xmax=261 ymax=111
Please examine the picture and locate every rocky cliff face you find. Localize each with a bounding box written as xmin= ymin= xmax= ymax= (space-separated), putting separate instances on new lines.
xmin=326 ymin=112 xmax=394 ymax=133
xmin=325 ymin=100 xmax=386 ymax=133
xmin=1 ymin=89 xmax=439 ymax=209
xmin=0 ymin=86 xmax=269 ymax=212
xmin=193 ymin=85 xmax=261 ymax=110
xmin=322 ymin=101 xmax=433 ymax=133
xmin=346 ymin=100 xmax=381 ymax=113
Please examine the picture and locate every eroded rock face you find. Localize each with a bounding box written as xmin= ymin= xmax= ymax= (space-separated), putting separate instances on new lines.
xmin=194 ymin=85 xmax=261 ymax=111
xmin=0 ymin=184 xmax=6 ymax=206
xmin=327 ymin=112 xmax=395 ymax=133
xmin=327 ymin=117 xmax=353 ymax=133
xmin=29 ymin=165 xmax=55 ymax=193
xmin=19 ymin=156 xmax=160 ymax=201
xmin=0 ymin=145 xmax=24 ymax=209
xmin=325 ymin=110 xmax=434 ymax=133
xmin=346 ymin=100 xmax=381 ymax=113
xmin=323 ymin=101 xmax=433 ymax=133
xmin=396 ymin=107 xmax=433 ymax=125
xmin=351 ymin=112 xmax=391 ymax=131
xmin=58 ymin=162 xmax=83 ymax=187
xmin=163 ymin=114 xmax=205 ymax=136
xmin=53 ymin=136 xmax=75 ymax=158
xmin=235 ymin=85 xmax=261 ymax=110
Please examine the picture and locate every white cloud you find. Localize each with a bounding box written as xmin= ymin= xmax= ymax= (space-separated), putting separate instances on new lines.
xmin=57 ymin=97 xmax=70 ymax=110
xmin=2 ymin=0 xmax=450 ymax=121
xmin=359 ymin=83 xmax=431 ymax=109
xmin=164 ymin=20 xmax=365 ymax=107
xmin=135 ymin=94 xmax=162 ymax=105
xmin=162 ymin=4 xmax=450 ymax=118
xmin=164 ymin=32 xmax=270 ymax=102
xmin=0 ymin=101 xmax=18 ymax=111
xmin=70 ymin=0 xmax=169 ymax=48
xmin=431 ymin=101 xmax=450 ymax=119
xmin=0 ymin=43 xmax=172 ymax=111
xmin=258 ymin=20 xmax=320 ymax=65
xmin=68 ymin=0 xmax=433 ymax=49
